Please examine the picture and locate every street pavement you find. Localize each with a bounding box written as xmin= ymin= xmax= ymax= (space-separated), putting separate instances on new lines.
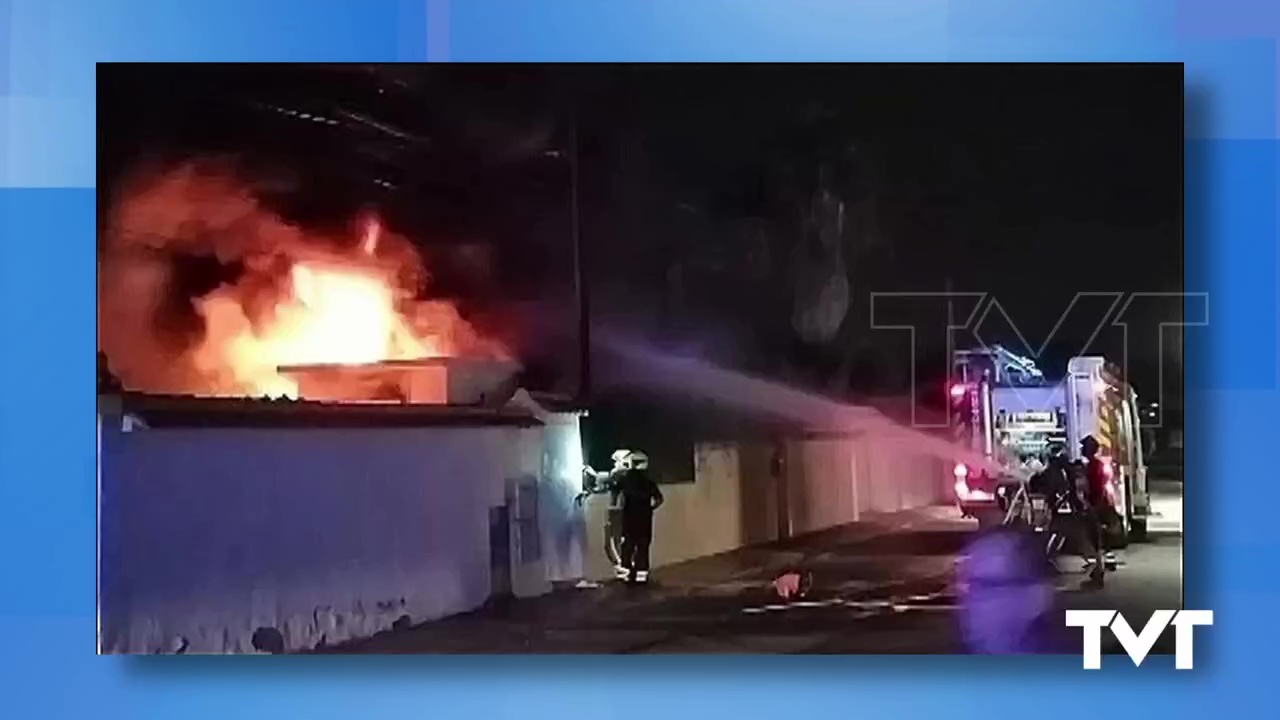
xmin=1058 ymin=479 xmax=1183 ymax=656
xmin=331 ymin=484 xmax=1184 ymax=655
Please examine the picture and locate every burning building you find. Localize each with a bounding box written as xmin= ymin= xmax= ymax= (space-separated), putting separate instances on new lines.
xmin=97 ymin=161 xmax=512 ymax=403
xmin=96 ymin=160 xmax=592 ymax=654
xmin=279 ymin=358 xmax=522 ymax=406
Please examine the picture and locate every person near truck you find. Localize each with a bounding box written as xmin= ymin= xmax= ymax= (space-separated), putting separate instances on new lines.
xmin=1079 ymin=435 xmax=1114 ymax=588
xmin=1037 ymin=443 xmax=1104 ymax=577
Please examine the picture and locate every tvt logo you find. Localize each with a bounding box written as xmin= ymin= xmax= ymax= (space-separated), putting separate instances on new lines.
xmin=869 ymin=291 xmax=1208 ymax=428
xmin=1065 ymin=609 xmax=1213 ymax=669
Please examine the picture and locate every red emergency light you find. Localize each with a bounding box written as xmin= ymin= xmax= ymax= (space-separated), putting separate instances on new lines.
xmin=952 ymin=463 xmax=968 ymax=498
xmin=953 ymin=464 xmax=994 ymax=501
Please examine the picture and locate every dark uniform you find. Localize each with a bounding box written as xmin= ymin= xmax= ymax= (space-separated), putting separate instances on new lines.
xmin=1041 ymin=453 xmax=1082 ymax=512
xmin=1039 ymin=451 xmax=1103 ymax=567
xmin=617 ymin=466 xmax=664 ymax=583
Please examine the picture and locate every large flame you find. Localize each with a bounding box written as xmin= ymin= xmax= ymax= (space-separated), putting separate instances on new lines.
xmin=99 ymin=161 xmax=506 ymax=399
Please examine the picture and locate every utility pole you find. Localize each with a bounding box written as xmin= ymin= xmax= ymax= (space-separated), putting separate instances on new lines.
xmin=569 ymin=110 xmax=590 ymax=405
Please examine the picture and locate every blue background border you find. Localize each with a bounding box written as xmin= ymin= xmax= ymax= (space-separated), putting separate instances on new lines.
xmin=1 ymin=0 xmax=1275 ymax=716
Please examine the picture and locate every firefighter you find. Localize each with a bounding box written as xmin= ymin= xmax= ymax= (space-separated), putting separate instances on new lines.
xmin=579 ymin=449 xmax=630 ymax=501
xmin=578 ymin=449 xmax=631 ymax=577
xmin=1042 ymin=444 xmax=1080 ymax=511
xmin=1039 ymin=443 xmax=1095 ymax=567
xmin=1079 ymin=435 xmax=1112 ymax=588
xmin=1024 ymin=445 xmax=1062 ymax=505
xmin=616 ymin=450 xmax=664 ymax=585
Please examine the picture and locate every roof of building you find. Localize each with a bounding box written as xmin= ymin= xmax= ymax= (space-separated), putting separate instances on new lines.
xmin=98 ymin=392 xmax=544 ymax=430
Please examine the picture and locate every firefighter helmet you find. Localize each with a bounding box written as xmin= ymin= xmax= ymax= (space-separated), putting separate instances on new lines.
xmin=627 ymin=451 xmax=650 ymax=471
xmin=610 ymin=449 xmax=632 ymax=468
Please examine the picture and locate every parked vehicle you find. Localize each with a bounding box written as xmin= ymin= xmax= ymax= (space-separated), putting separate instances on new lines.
xmin=949 ymin=346 xmax=1150 ymax=545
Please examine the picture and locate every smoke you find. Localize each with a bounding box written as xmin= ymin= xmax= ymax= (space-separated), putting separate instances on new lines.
xmin=98 ymin=159 xmax=504 ymax=398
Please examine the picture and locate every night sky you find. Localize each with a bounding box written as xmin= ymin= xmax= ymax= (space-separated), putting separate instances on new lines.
xmin=98 ymin=63 xmax=1184 ymax=400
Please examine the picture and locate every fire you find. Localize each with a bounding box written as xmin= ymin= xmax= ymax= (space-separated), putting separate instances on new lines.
xmin=360 ymin=216 xmax=381 ymax=256
xmin=195 ymin=259 xmax=449 ymax=398
xmin=99 ymin=161 xmax=507 ymax=400
xmin=281 ymin=262 xmax=431 ymax=365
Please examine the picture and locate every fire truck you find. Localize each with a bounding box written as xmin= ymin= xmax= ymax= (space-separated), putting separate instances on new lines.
xmin=948 ymin=346 xmax=1150 ymax=545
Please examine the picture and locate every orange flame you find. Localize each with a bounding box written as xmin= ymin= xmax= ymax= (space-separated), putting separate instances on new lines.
xmin=99 ymin=161 xmax=507 ymax=400
xmin=194 ymin=259 xmax=453 ymax=398
xmin=360 ymin=216 xmax=381 ymax=256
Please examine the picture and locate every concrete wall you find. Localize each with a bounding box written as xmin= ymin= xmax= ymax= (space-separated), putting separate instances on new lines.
xmin=583 ymin=436 xmax=949 ymax=579
xmin=534 ymin=413 xmax=590 ymax=584
xmin=582 ymin=442 xmax=742 ymax=579
xmin=785 ymin=439 xmax=858 ymax=536
xmin=501 ymin=412 xmax=590 ymax=595
xmin=99 ymin=396 xmax=949 ymax=648
xmin=98 ymin=411 xmax=585 ymax=654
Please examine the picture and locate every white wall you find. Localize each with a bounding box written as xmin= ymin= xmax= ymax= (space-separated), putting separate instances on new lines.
xmin=582 ymin=443 xmax=745 ymax=579
xmin=785 ymin=438 xmax=858 ymax=536
xmin=787 ymin=436 xmax=949 ymax=533
xmin=98 ymin=411 xmax=585 ymax=654
xmin=534 ymin=413 xmax=589 ymax=584
xmin=503 ymin=426 xmax=554 ymax=599
xmin=649 ymin=444 xmax=747 ymax=566
xmin=501 ymin=414 xmax=590 ymax=596
xmin=582 ymin=435 xmax=949 ymax=579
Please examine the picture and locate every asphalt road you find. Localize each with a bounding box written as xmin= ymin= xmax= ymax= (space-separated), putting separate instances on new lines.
xmin=335 ymin=485 xmax=1183 ymax=655
xmin=1058 ymin=479 xmax=1183 ymax=656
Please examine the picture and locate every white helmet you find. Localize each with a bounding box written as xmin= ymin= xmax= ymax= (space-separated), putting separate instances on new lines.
xmin=627 ymin=451 xmax=650 ymax=471
xmin=610 ymin=449 xmax=632 ymax=468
